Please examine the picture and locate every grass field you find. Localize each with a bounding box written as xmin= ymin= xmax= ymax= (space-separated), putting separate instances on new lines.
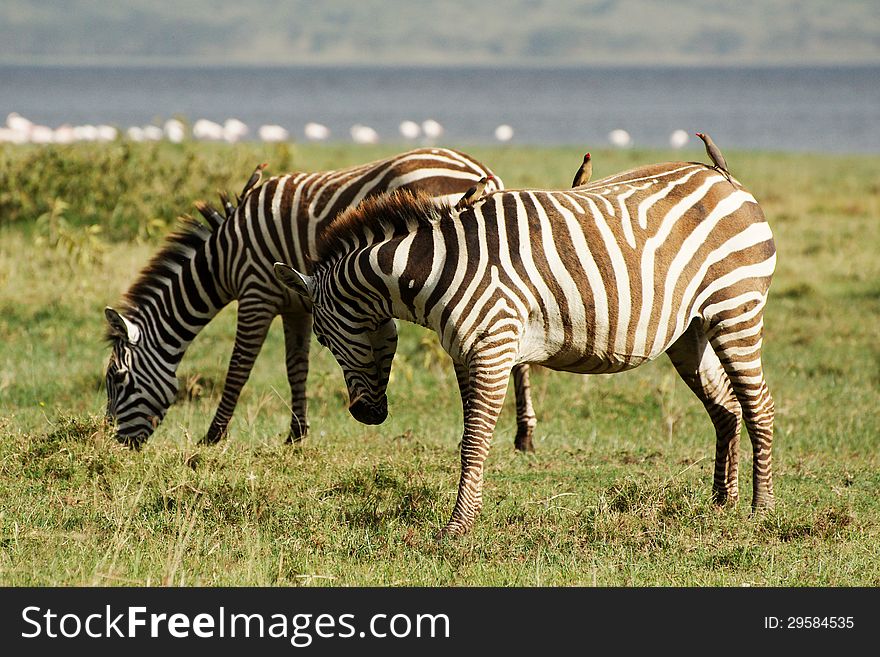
xmin=0 ymin=142 xmax=878 ymax=586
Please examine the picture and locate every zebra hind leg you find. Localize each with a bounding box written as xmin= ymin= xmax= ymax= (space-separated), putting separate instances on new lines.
xmin=707 ymin=313 xmax=775 ymax=511
xmin=281 ymin=311 xmax=312 ymax=442
xmin=512 ymin=364 xmax=537 ymax=453
xmin=200 ymin=306 xmax=275 ymax=445
xmin=666 ymin=321 xmax=742 ymax=506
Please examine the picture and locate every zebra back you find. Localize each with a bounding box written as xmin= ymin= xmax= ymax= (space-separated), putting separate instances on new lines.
xmin=313 ymin=161 xmax=774 ymax=369
xmin=228 ymin=148 xmax=501 ymax=276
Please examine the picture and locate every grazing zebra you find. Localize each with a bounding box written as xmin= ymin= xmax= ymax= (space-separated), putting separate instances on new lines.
xmin=104 ymin=148 xmax=539 ymax=449
xmin=274 ymin=161 xmax=777 ymax=537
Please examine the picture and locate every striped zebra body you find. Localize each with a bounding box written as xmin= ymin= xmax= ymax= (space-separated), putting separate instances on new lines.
xmin=275 ymin=161 xmax=777 ymax=537
xmin=104 ymin=148 xmax=542 ymax=447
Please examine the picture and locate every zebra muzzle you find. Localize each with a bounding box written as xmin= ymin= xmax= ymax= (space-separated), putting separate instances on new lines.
xmin=348 ymin=395 xmax=388 ymax=425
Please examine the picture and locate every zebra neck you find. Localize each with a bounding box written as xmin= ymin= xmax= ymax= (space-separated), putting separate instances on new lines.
xmin=130 ymin=231 xmax=233 ymax=366
xmin=358 ymin=235 xmax=435 ymax=329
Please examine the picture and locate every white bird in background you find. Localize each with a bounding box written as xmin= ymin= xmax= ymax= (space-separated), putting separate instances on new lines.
xmin=6 ymin=112 xmax=32 ymax=134
xmin=399 ymin=120 xmax=421 ymax=140
xmin=258 ymin=125 xmax=289 ymax=143
xmin=29 ymin=125 xmax=54 ymax=144
xmin=193 ymin=119 xmax=224 ymax=141
xmin=164 ymin=119 xmax=186 ymax=143
xmin=608 ymin=129 xmax=632 ymax=148
xmin=0 ymin=127 xmax=24 ymax=144
xmin=304 ymin=122 xmax=330 ymax=141
xmin=96 ymin=125 xmax=117 ymax=142
xmin=223 ymin=118 xmax=248 ymax=143
xmin=142 ymin=125 xmax=163 ymax=141
xmin=126 ymin=126 xmax=145 ymax=142
xmin=669 ymin=129 xmax=689 ymax=149
xmin=421 ymin=119 xmax=443 ymax=140
xmin=494 ymin=124 xmax=514 ymax=142
xmin=2 ymin=115 xmax=114 ymax=144
xmin=53 ymin=125 xmax=76 ymax=144
xmin=4 ymin=113 xmax=34 ymax=143
xmin=350 ymin=124 xmax=379 ymax=144
xmin=72 ymin=125 xmax=95 ymax=141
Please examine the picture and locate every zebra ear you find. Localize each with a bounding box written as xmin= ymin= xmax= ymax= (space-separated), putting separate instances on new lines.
xmin=273 ymin=262 xmax=315 ymax=300
xmin=104 ymin=307 xmax=141 ymax=344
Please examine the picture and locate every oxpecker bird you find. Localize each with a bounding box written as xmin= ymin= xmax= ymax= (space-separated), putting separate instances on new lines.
xmin=695 ymin=132 xmax=731 ymax=181
xmin=572 ymin=152 xmax=592 ymax=187
xmin=454 ymin=175 xmax=495 ymax=210
xmin=241 ymin=162 xmax=268 ymax=199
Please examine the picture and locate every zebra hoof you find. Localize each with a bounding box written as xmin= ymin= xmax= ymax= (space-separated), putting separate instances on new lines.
xmin=750 ymin=494 xmax=776 ymax=514
xmin=434 ymin=522 xmax=470 ymax=541
xmin=514 ymin=431 xmax=535 ymax=453
xmin=116 ymin=434 xmax=145 ymax=451
xmin=199 ymin=426 xmax=226 ymax=445
xmin=712 ymin=491 xmax=739 ymax=507
xmin=433 ymin=528 xmax=458 ymax=542
xmin=286 ymin=423 xmax=309 ymax=444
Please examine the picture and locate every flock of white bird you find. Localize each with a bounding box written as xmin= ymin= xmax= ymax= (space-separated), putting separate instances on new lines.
xmin=0 ymin=112 xmax=692 ymax=149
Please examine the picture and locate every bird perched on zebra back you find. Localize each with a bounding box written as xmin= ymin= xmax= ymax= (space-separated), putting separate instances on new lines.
xmin=695 ymin=132 xmax=731 ymax=181
xmin=241 ymin=162 xmax=268 ymax=199
xmin=454 ymin=175 xmax=495 ymax=210
xmin=571 ymin=152 xmax=592 ymax=187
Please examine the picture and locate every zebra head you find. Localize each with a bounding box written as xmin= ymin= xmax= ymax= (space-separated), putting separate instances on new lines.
xmin=103 ymin=307 xmax=179 ymax=446
xmin=274 ymin=262 xmax=394 ymax=426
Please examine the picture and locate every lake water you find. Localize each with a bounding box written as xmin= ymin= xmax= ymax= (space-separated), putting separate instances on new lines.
xmin=1 ymin=65 xmax=878 ymax=152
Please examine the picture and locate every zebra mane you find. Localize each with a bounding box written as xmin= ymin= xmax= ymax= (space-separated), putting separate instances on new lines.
xmin=105 ymin=214 xmax=216 ymax=341
xmin=317 ymin=189 xmax=447 ymax=264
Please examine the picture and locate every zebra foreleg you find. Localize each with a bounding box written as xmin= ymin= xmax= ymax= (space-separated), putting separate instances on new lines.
xmin=666 ymin=322 xmax=742 ymax=506
xmin=201 ymin=305 xmax=275 ymax=445
xmin=512 ymin=364 xmax=537 ymax=452
xmin=281 ymin=311 xmax=312 ymax=442
xmin=438 ymin=354 xmax=514 ymax=539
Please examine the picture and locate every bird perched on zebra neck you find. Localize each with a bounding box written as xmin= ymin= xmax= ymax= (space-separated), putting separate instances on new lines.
xmin=454 ymin=175 xmax=495 ymax=210
xmin=571 ymin=152 xmax=592 ymax=187
xmin=695 ymin=132 xmax=731 ymax=182
xmin=241 ymin=162 xmax=268 ymax=199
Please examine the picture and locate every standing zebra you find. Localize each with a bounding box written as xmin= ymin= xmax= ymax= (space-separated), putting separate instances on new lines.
xmin=104 ymin=148 xmax=538 ymax=449
xmin=275 ymin=161 xmax=777 ymax=537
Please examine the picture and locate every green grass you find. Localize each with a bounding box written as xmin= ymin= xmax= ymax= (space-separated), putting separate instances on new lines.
xmin=1 ymin=143 xmax=878 ymax=586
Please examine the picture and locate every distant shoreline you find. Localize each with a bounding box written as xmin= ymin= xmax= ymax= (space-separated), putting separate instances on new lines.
xmin=3 ymin=65 xmax=877 ymax=153
xmin=1 ymin=59 xmax=879 ymax=71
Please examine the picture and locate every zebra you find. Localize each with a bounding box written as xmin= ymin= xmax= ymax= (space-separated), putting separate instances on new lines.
xmin=103 ymin=148 xmax=539 ymax=450
xmin=274 ymin=160 xmax=777 ymax=537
